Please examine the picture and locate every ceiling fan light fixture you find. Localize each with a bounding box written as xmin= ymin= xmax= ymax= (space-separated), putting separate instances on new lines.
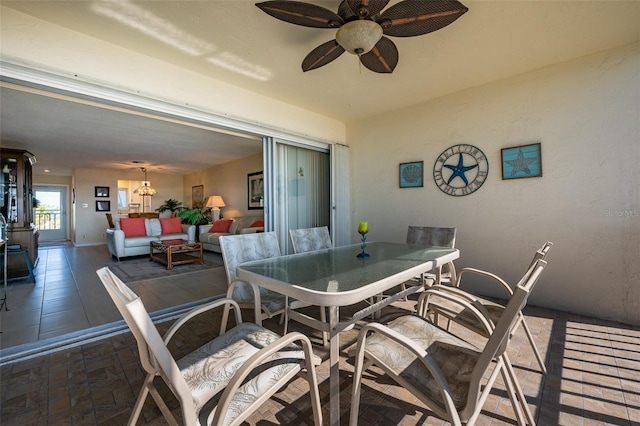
xmin=335 ymin=20 xmax=382 ymax=55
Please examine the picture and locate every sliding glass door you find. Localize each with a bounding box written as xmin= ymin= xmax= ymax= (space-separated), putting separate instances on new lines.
xmin=264 ymin=138 xmax=351 ymax=254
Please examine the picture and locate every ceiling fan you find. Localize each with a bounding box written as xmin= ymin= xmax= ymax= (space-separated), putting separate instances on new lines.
xmin=256 ymin=0 xmax=468 ymax=73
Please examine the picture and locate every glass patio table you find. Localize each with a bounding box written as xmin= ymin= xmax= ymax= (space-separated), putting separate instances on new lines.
xmin=236 ymin=241 xmax=460 ymax=426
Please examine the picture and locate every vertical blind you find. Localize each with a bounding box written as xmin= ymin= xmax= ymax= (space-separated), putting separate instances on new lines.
xmin=264 ymin=137 xmax=351 ymax=254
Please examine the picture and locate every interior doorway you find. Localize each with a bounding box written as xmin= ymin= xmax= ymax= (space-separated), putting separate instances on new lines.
xmin=34 ymin=185 xmax=68 ymax=241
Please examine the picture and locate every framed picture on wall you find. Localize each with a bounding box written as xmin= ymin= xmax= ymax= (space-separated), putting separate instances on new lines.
xmin=96 ymin=200 xmax=110 ymax=212
xmin=95 ymin=186 xmax=110 ymax=197
xmin=248 ymin=171 xmax=264 ymax=210
xmin=192 ymin=185 xmax=204 ymax=207
xmin=501 ymin=142 xmax=542 ymax=180
xmin=399 ymin=161 xmax=424 ymax=188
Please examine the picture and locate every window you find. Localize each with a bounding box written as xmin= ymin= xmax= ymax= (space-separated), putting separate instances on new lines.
xmin=118 ymin=188 xmax=128 ymax=208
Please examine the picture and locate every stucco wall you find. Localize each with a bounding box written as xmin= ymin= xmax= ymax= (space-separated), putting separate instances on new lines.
xmin=348 ymin=43 xmax=640 ymax=325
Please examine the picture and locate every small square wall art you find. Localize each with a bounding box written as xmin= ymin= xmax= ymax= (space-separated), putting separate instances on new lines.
xmin=399 ymin=161 xmax=424 ymax=188
xmin=501 ymin=143 xmax=542 ymax=180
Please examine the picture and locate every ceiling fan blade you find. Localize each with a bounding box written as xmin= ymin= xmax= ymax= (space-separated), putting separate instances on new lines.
xmin=302 ymin=40 xmax=346 ymax=72
xmin=359 ymin=36 xmax=398 ymax=73
xmin=256 ymin=1 xmax=344 ymax=28
xmin=377 ymin=0 xmax=468 ymax=37
xmin=345 ymin=0 xmax=391 ymax=19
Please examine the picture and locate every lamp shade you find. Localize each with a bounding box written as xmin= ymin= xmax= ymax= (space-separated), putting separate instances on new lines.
xmin=335 ymin=20 xmax=383 ymax=55
xmin=137 ymin=182 xmax=157 ymax=196
xmin=206 ymin=195 xmax=226 ymax=209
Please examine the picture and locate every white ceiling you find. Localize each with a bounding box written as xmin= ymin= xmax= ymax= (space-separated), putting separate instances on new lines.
xmin=1 ymin=0 xmax=638 ymax=176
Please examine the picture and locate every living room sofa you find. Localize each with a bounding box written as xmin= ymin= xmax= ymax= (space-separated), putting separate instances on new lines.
xmin=106 ymin=217 xmax=196 ymax=261
xmin=198 ymin=215 xmax=264 ymax=253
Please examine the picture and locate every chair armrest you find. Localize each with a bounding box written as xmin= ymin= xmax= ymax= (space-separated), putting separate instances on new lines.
xmin=226 ymin=279 xmax=262 ymax=303
xmin=199 ymin=224 xmax=213 ymax=234
xmin=162 ymin=298 xmax=242 ymax=344
xmin=106 ymin=229 xmax=125 ymax=254
xmin=213 ymin=331 xmax=321 ymax=425
xmin=418 ymin=286 xmax=495 ymax=335
xmin=437 ymin=261 xmax=457 ymax=285
xmin=356 ymin=322 xmax=461 ymax=425
xmin=238 ymin=227 xmax=263 ymax=234
xmin=181 ymin=224 xmax=196 ymax=242
xmin=456 ymin=267 xmax=514 ymax=296
xmin=225 ymin=278 xmax=266 ymax=326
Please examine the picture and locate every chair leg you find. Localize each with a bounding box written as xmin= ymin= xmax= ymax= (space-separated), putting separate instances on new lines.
xmin=349 ymin=333 xmax=368 ymax=426
xmin=129 ymin=374 xmax=180 ymax=426
xmin=148 ymin=384 xmax=180 ymax=426
xmin=503 ymin=353 xmax=536 ymax=426
xmin=283 ymin=297 xmax=290 ymax=334
xmin=498 ymin=359 xmax=528 ymax=426
xmin=520 ymin=315 xmax=547 ymax=374
xmin=469 ymin=357 xmax=504 ymax=426
xmin=304 ymin=350 xmax=323 ymax=426
xmin=220 ymin=303 xmax=231 ymax=334
xmin=127 ymin=376 xmax=151 ymax=426
xmin=254 ymin=297 xmax=263 ymax=326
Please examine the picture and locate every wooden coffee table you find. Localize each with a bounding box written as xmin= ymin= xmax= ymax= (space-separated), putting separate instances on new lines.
xmin=149 ymin=239 xmax=203 ymax=270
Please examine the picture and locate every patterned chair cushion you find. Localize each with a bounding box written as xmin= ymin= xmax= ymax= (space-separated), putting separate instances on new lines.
xmin=177 ymin=322 xmax=305 ymax=425
xmin=290 ymin=227 xmax=332 ymax=253
xmin=363 ymin=315 xmax=480 ymax=412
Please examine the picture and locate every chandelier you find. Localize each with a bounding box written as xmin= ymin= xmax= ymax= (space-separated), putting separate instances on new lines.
xmin=136 ymin=167 xmax=157 ymax=197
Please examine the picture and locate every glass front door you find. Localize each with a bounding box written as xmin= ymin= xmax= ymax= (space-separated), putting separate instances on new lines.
xmin=34 ymin=186 xmax=68 ymax=241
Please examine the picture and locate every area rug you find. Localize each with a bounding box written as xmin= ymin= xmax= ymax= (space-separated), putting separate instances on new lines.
xmin=108 ymin=252 xmax=224 ymax=283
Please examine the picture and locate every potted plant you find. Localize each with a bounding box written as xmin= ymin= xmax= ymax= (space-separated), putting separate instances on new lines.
xmin=155 ymin=198 xmax=183 ymax=217
xmin=177 ymin=200 xmax=212 ymax=240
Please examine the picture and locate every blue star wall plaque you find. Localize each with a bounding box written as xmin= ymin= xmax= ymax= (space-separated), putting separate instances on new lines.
xmin=433 ymin=144 xmax=489 ymax=196
xmin=501 ymin=143 xmax=542 ymax=180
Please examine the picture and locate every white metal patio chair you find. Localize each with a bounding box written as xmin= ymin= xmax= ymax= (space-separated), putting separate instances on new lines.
xmin=422 ymin=241 xmax=553 ymax=374
xmin=406 ymin=225 xmax=458 ymax=286
xmin=96 ymin=266 xmax=322 ymax=426
xmin=219 ymin=232 xmax=288 ymax=333
xmin=289 ymin=226 xmax=332 ymax=346
xmin=350 ymin=259 xmax=547 ymax=426
xmin=289 ymin=226 xmax=333 ymax=254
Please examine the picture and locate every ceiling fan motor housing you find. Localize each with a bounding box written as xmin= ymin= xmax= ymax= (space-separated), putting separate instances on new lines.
xmin=336 ymin=20 xmax=383 ymax=55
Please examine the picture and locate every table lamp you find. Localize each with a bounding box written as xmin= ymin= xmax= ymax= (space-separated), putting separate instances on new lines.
xmin=206 ymin=195 xmax=226 ymax=221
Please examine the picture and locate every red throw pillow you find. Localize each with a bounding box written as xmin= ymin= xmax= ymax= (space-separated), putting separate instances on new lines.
xmin=160 ymin=218 xmax=183 ymax=235
xmin=210 ymin=219 xmax=233 ymax=233
xmin=119 ymin=218 xmax=147 ymax=238
xmin=250 ymin=220 xmax=264 ymax=228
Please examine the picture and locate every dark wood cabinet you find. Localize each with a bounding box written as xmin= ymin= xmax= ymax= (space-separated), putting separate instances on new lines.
xmin=1 ymin=149 xmax=39 ymax=273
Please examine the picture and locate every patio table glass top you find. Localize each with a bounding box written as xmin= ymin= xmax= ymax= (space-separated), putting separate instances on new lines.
xmin=238 ymin=242 xmax=459 ymax=305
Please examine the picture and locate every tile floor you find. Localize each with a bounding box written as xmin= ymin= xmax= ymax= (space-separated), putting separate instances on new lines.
xmin=0 ymin=244 xmax=227 ymax=355
xmin=0 ymin=244 xmax=639 ymax=425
